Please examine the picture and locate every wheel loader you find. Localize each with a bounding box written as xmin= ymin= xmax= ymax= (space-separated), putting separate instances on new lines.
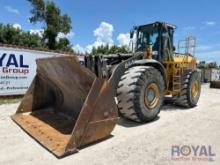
xmin=85 ymin=22 xmax=201 ymax=121
xmin=11 ymin=22 xmax=201 ymax=157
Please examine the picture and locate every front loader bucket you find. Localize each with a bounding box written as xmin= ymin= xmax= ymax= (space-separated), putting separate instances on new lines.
xmin=11 ymin=56 xmax=118 ymax=157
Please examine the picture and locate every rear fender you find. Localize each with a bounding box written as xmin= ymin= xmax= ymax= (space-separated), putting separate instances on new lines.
xmin=132 ymin=59 xmax=167 ymax=88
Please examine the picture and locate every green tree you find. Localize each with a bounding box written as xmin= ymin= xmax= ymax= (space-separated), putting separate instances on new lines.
xmin=0 ymin=24 xmax=21 ymax=45
xmin=56 ymin=38 xmax=73 ymax=52
xmin=208 ymin=62 xmax=218 ymax=68
xmin=0 ymin=23 xmax=44 ymax=48
xmin=91 ymin=44 xmax=130 ymax=55
xmin=27 ymin=0 xmax=72 ymax=50
xmin=20 ymin=31 xmax=44 ymax=48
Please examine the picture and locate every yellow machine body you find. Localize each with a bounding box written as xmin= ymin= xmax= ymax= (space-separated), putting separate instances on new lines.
xmin=163 ymin=54 xmax=197 ymax=95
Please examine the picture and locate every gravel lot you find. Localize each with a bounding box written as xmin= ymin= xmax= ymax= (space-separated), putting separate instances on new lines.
xmin=0 ymin=84 xmax=219 ymax=165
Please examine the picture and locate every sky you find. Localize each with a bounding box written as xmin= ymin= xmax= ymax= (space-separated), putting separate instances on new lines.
xmin=0 ymin=0 xmax=220 ymax=64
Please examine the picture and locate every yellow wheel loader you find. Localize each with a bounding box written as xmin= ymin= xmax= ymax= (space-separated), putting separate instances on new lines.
xmin=86 ymin=22 xmax=201 ymax=121
xmin=12 ymin=22 xmax=201 ymax=157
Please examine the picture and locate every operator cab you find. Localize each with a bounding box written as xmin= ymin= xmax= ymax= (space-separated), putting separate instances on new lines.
xmin=130 ymin=22 xmax=176 ymax=62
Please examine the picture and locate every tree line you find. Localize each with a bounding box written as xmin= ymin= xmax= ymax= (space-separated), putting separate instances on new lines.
xmin=197 ymin=61 xmax=220 ymax=69
xmin=0 ymin=23 xmax=73 ymax=52
xmin=90 ymin=45 xmax=130 ymax=55
xmin=0 ymin=24 xmax=43 ymax=48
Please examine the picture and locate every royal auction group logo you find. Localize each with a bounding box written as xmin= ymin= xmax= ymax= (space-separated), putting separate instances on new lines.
xmin=0 ymin=53 xmax=29 ymax=75
xmin=171 ymin=145 xmax=216 ymax=162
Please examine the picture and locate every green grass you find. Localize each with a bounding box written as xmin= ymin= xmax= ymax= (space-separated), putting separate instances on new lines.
xmin=0 ymin=98 xmax=22 ymax=105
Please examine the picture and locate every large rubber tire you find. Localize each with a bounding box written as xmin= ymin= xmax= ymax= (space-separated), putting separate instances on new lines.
xmin=116 ymin=66 xmax=165 ymax=123
xmin=174 ymin=70 xmax=201 ymax=107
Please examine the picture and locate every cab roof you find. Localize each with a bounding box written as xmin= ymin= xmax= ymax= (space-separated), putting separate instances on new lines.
xmin=135 ymin=21 xmax=177 ymax=30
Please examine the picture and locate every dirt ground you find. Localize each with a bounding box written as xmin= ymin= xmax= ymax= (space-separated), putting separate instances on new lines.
xmin=0 ymin=84 xmax=219 ymax=165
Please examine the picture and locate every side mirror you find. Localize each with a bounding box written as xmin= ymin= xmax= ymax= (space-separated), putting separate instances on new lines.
xmin=173 ymin=46 xmax=176 ymax=51
xmin=130 ymin=30 xmax=134 ymax=39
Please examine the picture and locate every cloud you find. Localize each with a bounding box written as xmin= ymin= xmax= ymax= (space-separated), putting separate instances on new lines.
xmin=5 ymin=6 xmax=20 ymax=14
xmin=13 ymin=23 xmax=21 ymax=30
xmin=117 ymin=33 xmax=130 ymax=46
xmin=29 ymin=29 xmax=75 ymax=40
xmin=197 ymin=50 xmax=220 ymax=58
xmin=66 ymin=31 xmax=75 ymax=38
xmin=197 ymin=45 xmax=213 ymax=51
xmin=196 ymin=44 xmax=220 ymax=64
xmin=29 ymin=29 xmax=44 ymax=37
xmin=73 ymin=22 xmax=131 ymax=54
xmin=73 ymin=44 xmax=85 ymax=54
xmin=56 ymin=31 xmax=75 ymax=41
xmin=204 ymin=21 xmax=216 ymax=26
xmin=93 ymin=22 xmax=114 ymax=46
xmin=197 ymin=44 xmax=220 ymax=51
xmin=78 ymin=21 xmax=115 ymax=53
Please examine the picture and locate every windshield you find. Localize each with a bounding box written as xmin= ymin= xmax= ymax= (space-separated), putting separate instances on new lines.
xmin=136 ymin=26 xmax=159 ymax=52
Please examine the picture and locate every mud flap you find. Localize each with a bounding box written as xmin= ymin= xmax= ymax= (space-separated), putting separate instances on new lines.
xmin=11 ymin=56 xmax=118 ymax=157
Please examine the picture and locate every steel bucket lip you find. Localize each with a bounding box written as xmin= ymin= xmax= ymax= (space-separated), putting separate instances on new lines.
xmin=11 ymin=112 xmax=118 ymax=158
xmin=11 ymin=111 xmax=77 ymax=158
xmin=11 ymin=115 xmax=77 ymax=158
